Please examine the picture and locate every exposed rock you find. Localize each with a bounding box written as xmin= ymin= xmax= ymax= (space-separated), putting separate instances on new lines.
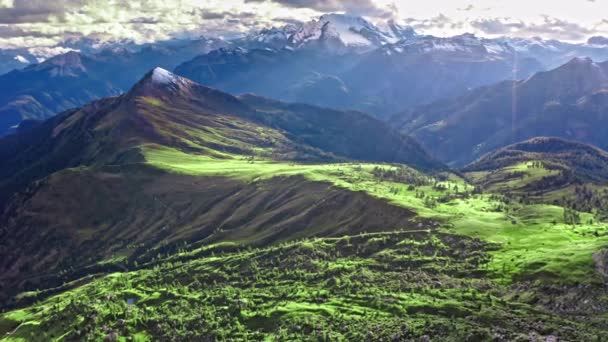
xmin=593 ymin=249 xmax=608 ymax=278
xmin=104 ymin=331 xmax=118 ymax=342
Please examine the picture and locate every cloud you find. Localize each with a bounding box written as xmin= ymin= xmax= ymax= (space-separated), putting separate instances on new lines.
xmin=0 ymin=0 xmax=14 ymax=7
xmin=0 ymin=0 xmax=285 ymax=52
xmin=458 ymin=5 xmax=474 ymax=11
xmin=27 ymin=45 xmax=78 ymax=62
xmin=0 ymin=0 xmax=606 ymax=57
xmin=471 ymin=16 xmax=595 ymax=41
xmin=245 ymin=0 xmax=392 ymax=17
xmin=200 ymin=10 xmax=257 ymax=21
xmin=402 ymin=14 xmax=464 ymax=31
xmin=0 ymin=0 xmax=86 ymax=24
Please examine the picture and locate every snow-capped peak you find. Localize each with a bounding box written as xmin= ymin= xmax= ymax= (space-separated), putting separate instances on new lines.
xmin=131 ymin=67 xmax=196 ymax=97
xmin=310 ymin=14 xmax=393 ymax=47
xmin=150 ymin=67 xmax=177 ymax=84
xmin=378 ymin=33 xmax=518 ymax=61
xmin=386 ymin=20 xmax=417 ymax=41
xmin=246 ymin=14 xmax=416 ymax=52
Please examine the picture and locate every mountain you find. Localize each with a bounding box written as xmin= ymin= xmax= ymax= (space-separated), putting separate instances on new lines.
xmin=90 ymin=37 xmax=230 ymax=89
xmin=174 ymin=47 xmax=363 ymax=110
xmin=7 ymin=15 xmax=608 ymax=131
xmin=0 ymin=68 xmax=442 ymax=303
xmin=0 ymin=49 xmax=36 ymax=75
xmin=465 ymin=137 xmax=608 ymax=192
xmin=176 ymin=30 xmax=543 ymax=118
xmin=588 ymin=36 xmax=608 ymax=46
xmin=393 ymin=57 xmax=608 ymax=166
xmin=240 ymin=14 xmax=415 ymax=53
xmin=4 ymin=15 xmax=608 ymax=132
xmin=463 ymin=137 xmax=608 ymax=228
xmin=0 ymin=51 xmax=121 ymax=136
xmin=0 ymin=38 xmax=230 ymax=136
xmin=339 ymin=33 xmax=543 ymax=115
xmin=501 ymin=36 xmax=608 ymax=70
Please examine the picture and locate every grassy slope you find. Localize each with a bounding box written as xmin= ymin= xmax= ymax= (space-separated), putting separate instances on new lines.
xmin=2 ymin=77 xmax=608 ymax=339
xmin=466 ymin=161 xmax=561 ymax=193
xmin=1 ymin=232 xmax=605 ymax=341
xmin=2 ymin=143 xmax=608 ymax=340
xmin=143 ymin=146 xmax=608 ymax=284
xmin=0 ymin=138 xmax=608 ymax=341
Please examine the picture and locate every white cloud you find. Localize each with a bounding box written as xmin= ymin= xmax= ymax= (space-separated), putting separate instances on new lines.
xmin=381 ymin=0 xmax=608 ymax=40
xmin=27 ymin=46 xmax=78 ymax=62
xmin=0 ymin=0 xmax=606 ymax=53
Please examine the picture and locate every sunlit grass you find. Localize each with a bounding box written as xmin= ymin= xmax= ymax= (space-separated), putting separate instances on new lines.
xmin=142 ymin=145 xmax=608 ymax=283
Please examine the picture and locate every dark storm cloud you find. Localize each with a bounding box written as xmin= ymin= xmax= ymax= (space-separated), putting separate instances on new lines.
xmin=245 ymin=0 xmax=391 ymax=17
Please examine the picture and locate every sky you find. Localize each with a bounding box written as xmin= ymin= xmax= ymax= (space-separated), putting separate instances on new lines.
xmin=0 ymin=0 xmax=607 ymax=57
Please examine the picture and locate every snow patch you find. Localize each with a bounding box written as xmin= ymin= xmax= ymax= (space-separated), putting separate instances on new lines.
xmin=484 ymin=43 xmax=508 ymax=55
xmin=14 ymin=55 xmax=30 ymax=64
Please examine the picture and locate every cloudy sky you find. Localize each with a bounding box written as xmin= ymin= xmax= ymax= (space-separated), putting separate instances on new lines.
xmin=1 ymin=0 xmax=607 ymax=56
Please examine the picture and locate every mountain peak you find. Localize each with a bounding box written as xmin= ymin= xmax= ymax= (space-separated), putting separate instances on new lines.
xmin=387 ymin=20 xmax=417 ymax=40
xmin=150 ymin=67 xmax=178 ymax=84
xmin=130 ymin=67 xmax=195 ymax=97
xmin=567 ymin=56 xmax=594 ymax=65
xmin=287 ymin=13 xmax=396 ymax=50
xmin=318 ymin=13 xmax=371 ymax=26
xmin=545 ymin=56 xmax=606 ymax=79
xmin=34 ymin=50 xmax=86 ymax=76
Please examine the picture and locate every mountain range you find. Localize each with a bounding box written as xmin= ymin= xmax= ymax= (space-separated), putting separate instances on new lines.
xmin=393 ymin=57 xmax=608 ymax=166
xmin=3 ymin=14 xmax=608 ymax=135
xmin=0 ymin=52 xmax=120 ymax=136
xmin=175 ymin=32 xmax=543 ymax=117
xmin=0 ymin=38 xmax=228 ymax=135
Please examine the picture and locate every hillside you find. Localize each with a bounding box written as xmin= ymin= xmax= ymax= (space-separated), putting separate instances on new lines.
xmin=466 ymin=137 xmax=608 ymax=181
xmin=464 ymin=137 xmax=608 ymax=223
xmin=0 ymin=68 xmax=440 ymax=207
xmin=0 ymin=68 xmax=441 ymax=305
xmin=393 ymin=57 xmax=608 ymax=166
xmin=1 ymin=70 xmax=608 ymax=341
